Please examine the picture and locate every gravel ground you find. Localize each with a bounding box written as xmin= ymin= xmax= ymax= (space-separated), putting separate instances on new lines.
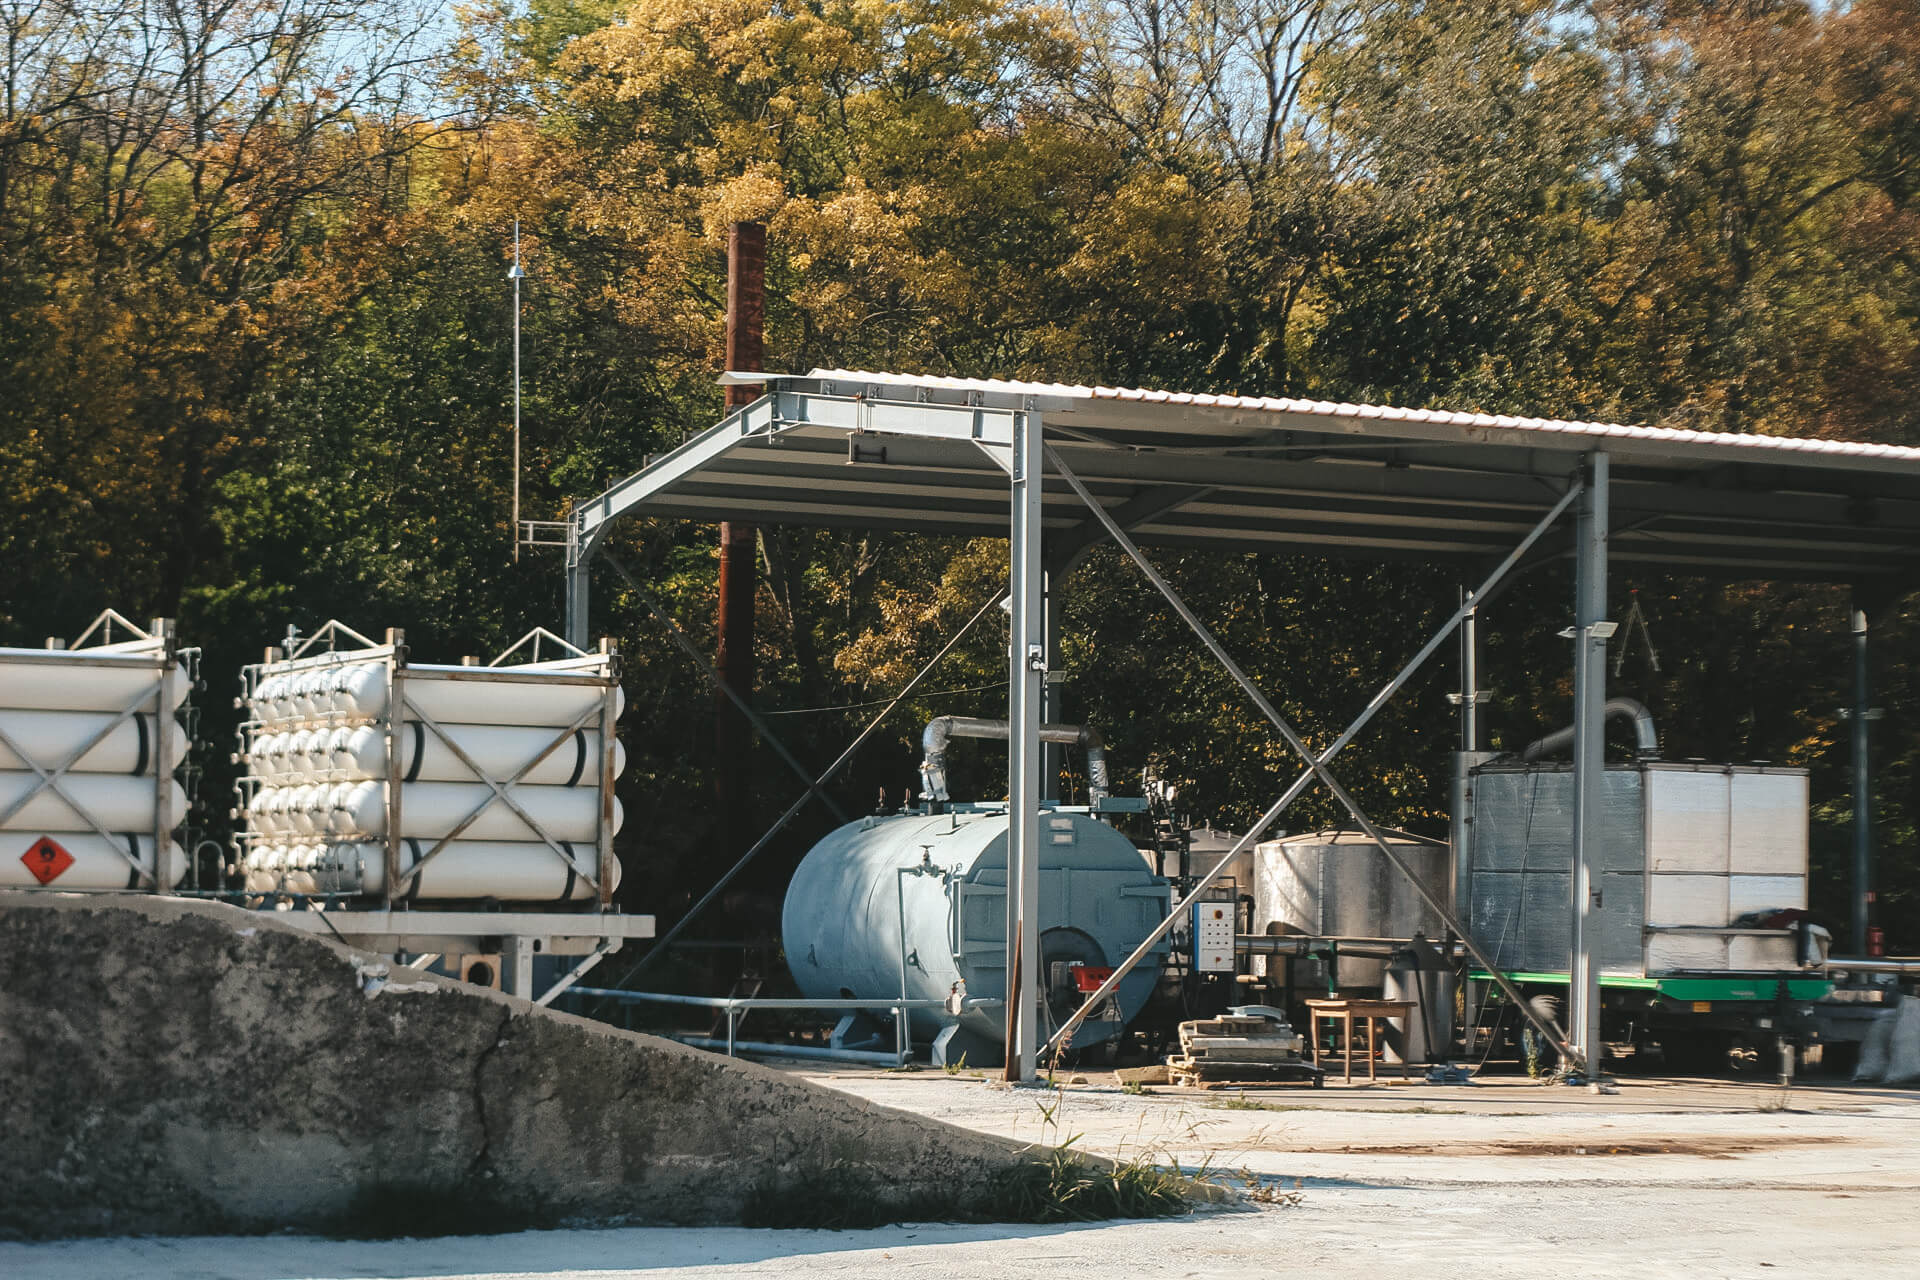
xmin=7 ymin=1069 xmax=1917 ymax=1279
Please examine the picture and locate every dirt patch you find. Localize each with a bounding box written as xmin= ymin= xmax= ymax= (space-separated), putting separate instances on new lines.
xmin=1306 ymin=1135 xmax=1847 ymax=1158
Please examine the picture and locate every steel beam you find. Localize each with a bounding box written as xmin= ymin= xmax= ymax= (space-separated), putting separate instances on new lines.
xmin=1004 ymin=411 xmax=1044 ymax=1081
xmin=1568 ymin=452 xmax=1610 ymax=1077
xmin=1851 ymin=594 xmax=1874 ymax=953
xmin=564 ymin=533 xmax=592 ymax=651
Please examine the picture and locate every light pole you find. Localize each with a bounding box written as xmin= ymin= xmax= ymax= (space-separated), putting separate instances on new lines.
xmin=509 ymin=220 xmax=527 ymax=561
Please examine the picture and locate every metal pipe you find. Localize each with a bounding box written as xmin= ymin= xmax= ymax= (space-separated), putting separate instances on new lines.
xmin=1460 ymin=587 xmax=1482 ymax=752
xmin=716 ymin=221 xmax=766 ymax=859
xmin=568 ymin=988 xmax=948 ymax=1011
xmin=1236 ymin=935 xmax=1469 ymax=960
xmin=919 ymin=715 xmax=1107 ymax=805
xmin=670 ymin=1035 xmax=908 ymax=1065
xmin=896 ymin=867 xmax=912 ymax=1063
xmin=1041 ymin=446 xmax=1586 ymax=1070
xmin=1825 ymin=956 xmax=1920 ymax=976
xmin=510 ymin=220 xmax=524 ymax=563
xmin=1851 ymin=597 xmax=1874 ymax=954
xmin=1521 ymin=696 xmax=1659 ymax=762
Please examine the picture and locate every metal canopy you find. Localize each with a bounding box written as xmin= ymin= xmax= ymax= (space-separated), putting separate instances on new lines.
xmin=575 ymin=370 xmax=1920 ymax=582
xmin=567 ymin=368 xmax=1919 ymax=1082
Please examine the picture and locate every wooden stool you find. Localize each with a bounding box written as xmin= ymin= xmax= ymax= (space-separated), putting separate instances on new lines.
xmin=1304 ymin=998 xmax=1416 ymax=1084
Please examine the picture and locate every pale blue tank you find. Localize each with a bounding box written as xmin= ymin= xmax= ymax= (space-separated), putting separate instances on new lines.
xmin=782 ymin=807 xmax=1171 ymax=1050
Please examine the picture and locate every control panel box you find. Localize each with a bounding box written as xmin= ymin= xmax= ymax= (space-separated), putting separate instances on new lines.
xmin=1191 ymin=900 xmax=1236 ymax=973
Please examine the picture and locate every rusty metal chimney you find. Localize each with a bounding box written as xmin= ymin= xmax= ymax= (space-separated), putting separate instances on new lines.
xmin=715 ymin=222 xmax=765 ymax=841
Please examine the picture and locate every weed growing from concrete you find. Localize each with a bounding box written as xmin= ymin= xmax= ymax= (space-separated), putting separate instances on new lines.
xmin=978 ymin=1146 xmax=1191 ymax=1223
xmin=1240 ymin=1176 xmax=1306 ymax=1209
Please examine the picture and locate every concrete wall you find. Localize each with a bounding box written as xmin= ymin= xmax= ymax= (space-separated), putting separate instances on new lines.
xmin=0 ymin=894 xmax=1039 ymax=1239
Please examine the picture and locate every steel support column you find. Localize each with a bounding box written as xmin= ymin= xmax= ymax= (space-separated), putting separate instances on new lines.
xmin=564 ymin=529 xmax=592 ymax=651
xmin=1041 ymin=570 xmax=1062 ymax=803
xmin=1450 ymin=588 xmax=1496 ymax=925
xmin=1005 ymin=410 xmax=1044 ymax=1081
xmin=1851 ymin=595 xmax=1874 ymax=954
xmin=1460 ymin=591 xmax=1483 ymax=752
xmin=1569 ymin=452 xmax=1610 ymax=1077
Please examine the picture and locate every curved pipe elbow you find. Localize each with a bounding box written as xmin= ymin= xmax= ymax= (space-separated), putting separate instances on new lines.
xmin=918 ymin=716 xmax=1110 ymax=805
xmin=1521 ymin=697 xmax=1660 ymax=763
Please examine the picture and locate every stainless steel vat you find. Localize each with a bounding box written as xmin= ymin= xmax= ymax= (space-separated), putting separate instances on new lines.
xmin=1251 ymin=830 xmax=1450 ymax=988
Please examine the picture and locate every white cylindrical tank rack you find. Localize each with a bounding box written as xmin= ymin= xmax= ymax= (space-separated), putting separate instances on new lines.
xmin=0 ymin=611 xmax=194 ymax=892
xmin=233 ymin=621 xmax=626 ymax=906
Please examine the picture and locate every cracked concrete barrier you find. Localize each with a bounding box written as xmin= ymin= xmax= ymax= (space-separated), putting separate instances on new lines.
xmin=0 ymin=893 xmax=1046 ymax=1238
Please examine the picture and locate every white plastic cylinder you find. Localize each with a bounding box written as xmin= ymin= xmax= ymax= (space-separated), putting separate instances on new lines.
xmin=329 ymin=723 xmax=626 ymax=786
xmin=329 ymin=663 xmax=625 ymax=727
xmin=0 ymin=710 xmax=187 ymax=775
xmin=0 ymin=772 xmax=187 ymax=832
xmin=1 ymin=832 xmax=187 ymax=889
xmin=318 ymin=780 xmax=617 ymax=842
xmin=324 ymin=839 xmax=615 ymax=901
xmin=0 ymin=652 xmax=189 ymax=712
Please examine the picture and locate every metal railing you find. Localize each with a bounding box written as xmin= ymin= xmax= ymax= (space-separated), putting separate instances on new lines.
xmin=568 ymin=988 xmax=1004 ymax=1065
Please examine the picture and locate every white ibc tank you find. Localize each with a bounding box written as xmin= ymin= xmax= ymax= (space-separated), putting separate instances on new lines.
xmin=0 ymin=649 xmax=189 ymax=712
xmin=1 ymin=833 xmax=187 ymax=890
xmin=0 ymin=772 xmax=188 ymax=832
xmin=0 ymin=711 xmax=188 ymax=775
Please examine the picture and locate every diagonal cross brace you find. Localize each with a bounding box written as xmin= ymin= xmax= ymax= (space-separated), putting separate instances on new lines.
xmin=393 ymin=696 xmax=606 ymax=892
xmin=606 ymin=583 xmax=1010 ymax=988
xmin=600 ymin=550 xmax=847 ymax=824
xmin=1043 ymin=447 xmax=1587 ymax=1073
xmin=0 ymin=679 xmax=170 ymax=881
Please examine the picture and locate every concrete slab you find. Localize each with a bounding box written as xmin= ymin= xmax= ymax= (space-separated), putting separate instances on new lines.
xmin=0 ymin=894 xmax=1046 ymax=1237
xmin=790 ymin=1064 xmax=1920 ymax=1190
xmin=4 ymin=1055 xmax=1916 ymax=1277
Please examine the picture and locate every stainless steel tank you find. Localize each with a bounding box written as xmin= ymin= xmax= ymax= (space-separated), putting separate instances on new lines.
xmin=1251 ymin=830 xmax=1450 ymax=988
xmin=1382 ymin=938 xmax=1456 ymax=1065
xmin=782 ymin=808 xmax=1172 ymax=1050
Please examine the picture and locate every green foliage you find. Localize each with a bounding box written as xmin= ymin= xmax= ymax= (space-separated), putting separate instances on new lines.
xmin=976 ymin=1147 xmax=1192 ymax=1224
xmin=2 ymin=0 xmax=1917 ymax=942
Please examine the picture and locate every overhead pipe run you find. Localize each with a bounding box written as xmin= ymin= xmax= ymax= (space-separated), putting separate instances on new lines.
xmin=918 ymin=715 xmax=1108 ymax=807
xmin=1522 ymin=697 xmax=1660 ymax=762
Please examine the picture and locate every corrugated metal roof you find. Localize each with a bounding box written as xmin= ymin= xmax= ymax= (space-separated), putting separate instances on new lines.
xmin=800 ymin=369 xmax=1920 ymax=463
xmin=581 ymin=369 xmax=1920 ymax=582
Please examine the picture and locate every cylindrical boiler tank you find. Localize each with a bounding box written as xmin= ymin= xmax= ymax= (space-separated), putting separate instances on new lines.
xmin=783 ymin=809 xmax=1173 ymax=1048
xmin=1252 ymin=830 xmax=1450 ymax=988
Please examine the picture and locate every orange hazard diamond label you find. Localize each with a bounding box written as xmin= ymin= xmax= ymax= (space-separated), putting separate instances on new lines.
xmin=21 ymin=836 xmax=75 ymax=885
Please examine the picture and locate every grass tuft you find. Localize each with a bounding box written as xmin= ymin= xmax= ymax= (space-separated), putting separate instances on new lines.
xmin=978 ymin=1149 xmax=1193 ymax=1224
